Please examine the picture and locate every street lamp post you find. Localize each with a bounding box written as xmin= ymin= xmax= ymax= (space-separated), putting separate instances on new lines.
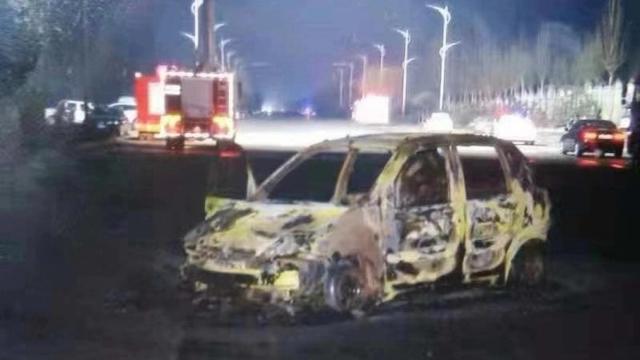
xmin=211 ymin=22 xmax=226 ymax=69
xmin=373 ymin=44 xmax=386 ymax=88
xmin=181 ymin=0 xmax=204 ymax=67
xmin=333 ymin=66 xmax=346 ymax=108
xmin=428 ymin=4 xmax=459 ymax=111
xmin=395 ymin=28 xmax=411 ymax=116
xmin=186 ymin=0 xmax=204 ymax=50
xmin=226 ymin=50 xmax=236 ymax=71
xmin=220 ymin=38 xmax=234 ymax=71
xmin=358 ymin=55 xmax=368 ymax=98
xmin=334 ymin=62 xmax=354 ymax=106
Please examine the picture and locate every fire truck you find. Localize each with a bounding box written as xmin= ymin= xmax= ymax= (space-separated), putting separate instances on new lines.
xmin=134 ymin=66 xmax=236 ymax=149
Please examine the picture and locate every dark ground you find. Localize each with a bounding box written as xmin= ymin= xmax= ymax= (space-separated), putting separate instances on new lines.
xmin=2 ymin=140 xmax=640 ymax=359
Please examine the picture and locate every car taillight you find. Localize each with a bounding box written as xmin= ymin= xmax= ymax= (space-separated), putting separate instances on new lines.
xmin=582 ymin=131 xmax=597 ymax=141
xmin=219 ymin=149 xmax=242 ymax=158
xmin=613 ymin=132 xmax=626 ymax=142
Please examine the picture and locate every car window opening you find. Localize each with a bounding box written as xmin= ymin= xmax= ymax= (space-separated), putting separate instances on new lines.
xmin=458 ymin=145 xmax=508 ymax=199
xmin=399 ymin=148 xmax=449 ymax=207
xmin=268 ymin=152 xmax=348 ymax=202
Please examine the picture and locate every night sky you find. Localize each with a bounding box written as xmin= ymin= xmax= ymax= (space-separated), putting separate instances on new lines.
xmin=96 ymin=0 xmax=633 ymax=104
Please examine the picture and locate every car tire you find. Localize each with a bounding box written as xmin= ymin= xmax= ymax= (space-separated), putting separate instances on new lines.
xmin=166 ymin=137 xmax=185 ymax=150
xmin=176 ymin=137 xmax=185 ymax=150
xmin=561 ymin=140 xmax=570 ymax=155
xmin=508 ymin=241 xmax=545 ymax=288
xmin=614 ymin=149 xmax=623 ymax=159
xmin=324 ymin=259 xmax=372 ymax=314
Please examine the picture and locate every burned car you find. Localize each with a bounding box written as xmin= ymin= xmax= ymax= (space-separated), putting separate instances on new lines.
xmin=182 ymin=134 xmax=551 ymax=313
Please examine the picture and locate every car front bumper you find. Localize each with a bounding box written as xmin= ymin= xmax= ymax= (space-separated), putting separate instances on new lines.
xmin=182 ymin=261 xmax=311 ymax=303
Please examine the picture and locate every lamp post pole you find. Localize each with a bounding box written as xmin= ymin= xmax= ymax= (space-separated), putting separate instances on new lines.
xmin=428 ymin=4 xmax=459 ymax=111
xmin=358 ymin=55 xmax=369 ymax=98
xmin=373 ymin=44 xmax=386 ymax=89
xmin=220 ymin=38 xmax=234 ymax=71
xmin=395 ymin=28 xmax=411 ymax=115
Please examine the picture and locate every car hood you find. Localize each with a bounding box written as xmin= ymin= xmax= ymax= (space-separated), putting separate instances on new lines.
xmin=184 ymin=199 xmax=348 ymax=266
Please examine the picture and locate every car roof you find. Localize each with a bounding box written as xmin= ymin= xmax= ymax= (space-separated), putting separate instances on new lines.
xmin=306 ymin=132 xmax=502 ymax=152
xmin=575 ymin=119 xmax=613 ymax=123
xmin=574 ymin=119 xmax=615 ymax=126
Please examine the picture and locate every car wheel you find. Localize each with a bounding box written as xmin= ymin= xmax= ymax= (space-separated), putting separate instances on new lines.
xmin=614 ymin=149 xmax=623 ymax=159
xmin=508 ymin=241 xmax=545 ymax=288
xmin=176 ymin=137 xmax=185 ymax=150
xmin=324 ymin=259 xmax=372 ymax=314
xmin=166 ymin=137 xmax=185 ymax=150
xmin=561 ymin=139 xmax=570 ymax=155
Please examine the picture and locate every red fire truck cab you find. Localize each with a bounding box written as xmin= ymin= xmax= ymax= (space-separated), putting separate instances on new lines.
xmin=134 ymin=66 xmax=236 ymax=149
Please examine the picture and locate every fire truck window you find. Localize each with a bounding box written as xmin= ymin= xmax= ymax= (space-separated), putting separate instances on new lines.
xmin=399 ymin=148 xmax=449 ymax=207
xmin=164 ymin=80 xmax=182 ymax=113
xmin=458 ymin=146 xmax=508 ymax=199
xmin=269 ymin=152 xmax=348 ymax=202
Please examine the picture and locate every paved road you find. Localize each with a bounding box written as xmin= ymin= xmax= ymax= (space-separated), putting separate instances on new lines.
xmin=2 ymin=139 xmax=640 ymax=359
xmin=116 ymin=117 xmax=567 ymax=154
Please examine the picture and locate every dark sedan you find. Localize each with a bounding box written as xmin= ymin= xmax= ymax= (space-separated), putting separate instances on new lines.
xmin=83 ymin=106 xmax=126 ymax=137
xmin=561 ymin=119 xmax=625 ymax=158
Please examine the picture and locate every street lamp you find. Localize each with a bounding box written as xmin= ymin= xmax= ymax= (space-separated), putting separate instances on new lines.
xmin=182 ymin=0 xmax=204 ymax=50
xmin=220 ymin=38 xmax=234 ymax=71
xmin=428 ymin=4 xmax=459 ymax=111
xmin=395 ymin=28 xmax=411 ymax=116
xmin=226 ymin=50 xmax=236 ymax=71
xmin=332 ymin=64 xmax=346 ymax=108
xmin=232 ymin=57 xmax=243 ymax=71
xmin=373 ymin=44 xmax=386 ymax=88
xmin=358 ymin=55 xmax=368 ymax=98
xmin=334 ymin=62 xmax=355 ymax=105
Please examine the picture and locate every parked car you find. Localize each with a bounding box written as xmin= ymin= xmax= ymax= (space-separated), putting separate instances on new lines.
xmin=493 ymin=114 xmax=537 ymax=145
xmin=46 ymin=100 xmax=94 ymax=125
xmin=468 ymin=116 xmax=495 ymax=136
xmin=182 ymin=134 xmax=551 ymax=314
xmin=83 ymin=105 xmax=126 ymax=136
xmin=108 ymin=102 xmax=137 ymax=123
xmin=560 ymin=119 xmax=625 ymax=158
xmin=422 ymin=112 xmax=454 ymax=133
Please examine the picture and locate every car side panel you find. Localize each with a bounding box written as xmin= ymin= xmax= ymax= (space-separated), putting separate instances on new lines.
xmin=381 ymin=144 xmax=467 ymax=294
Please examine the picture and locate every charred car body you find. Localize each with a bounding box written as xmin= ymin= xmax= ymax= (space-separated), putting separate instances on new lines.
xmin=182 ymin=134 xmax=551 ymax=313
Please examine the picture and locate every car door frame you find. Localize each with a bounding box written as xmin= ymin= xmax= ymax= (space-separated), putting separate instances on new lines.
xmin=382 ymin=140 xmax=467 ymax=286
xmin=453 ymin=140 xmax=518 ymax=282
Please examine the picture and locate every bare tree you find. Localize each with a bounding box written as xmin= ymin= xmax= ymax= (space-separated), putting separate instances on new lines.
xmin=573 ymin=32 xmax=605 ymax=85
xmin=533 ymin=26 xmax=553 ymax=92
xmin=600 ymin=0 xmax=626 ymax=85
